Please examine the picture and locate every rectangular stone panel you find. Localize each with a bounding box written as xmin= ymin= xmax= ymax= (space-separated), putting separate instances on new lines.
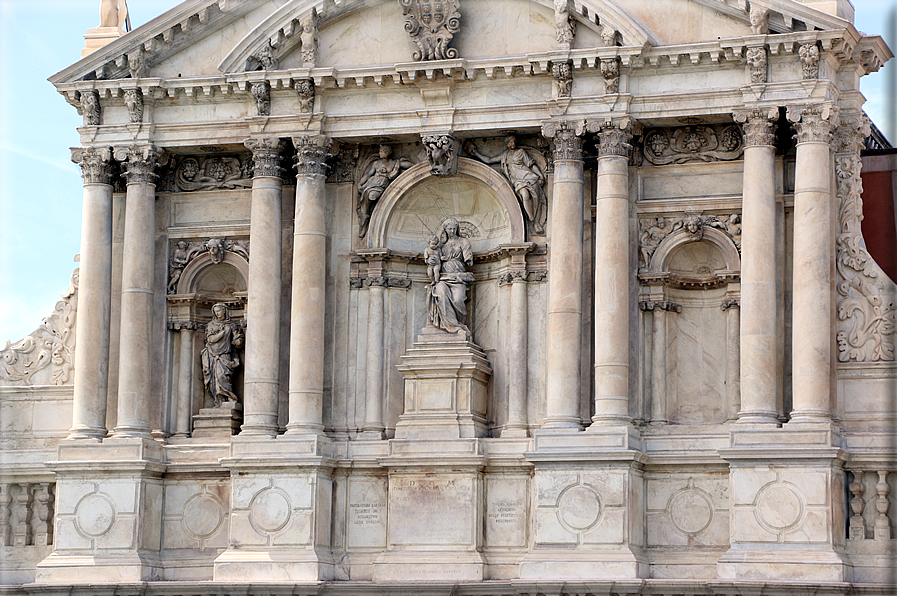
xmin=347 ymin=477 xmax=388 ymax=549
xmin=485 ymin=475 xmax=527 ymax=548
xmin=388 ymin=474 xmax=475 ymax=547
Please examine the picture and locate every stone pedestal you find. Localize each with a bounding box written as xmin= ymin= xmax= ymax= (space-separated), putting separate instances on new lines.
xmin=82 ymin=27 xmax=124 ymax=57
xmin=213 ymin=435 xmax=336 ymax=582
xmin=717 ymin=426 xmax=852 ymax=582
xmin=394 ymin=327 xmax=492 ymax=440
xmin=373 ymin=440 xmax=486 ymax=582
xmin=35 ymin=438 xmax=164 ymax=583
xmin=192 ymin=402 xmax=242 ymax=438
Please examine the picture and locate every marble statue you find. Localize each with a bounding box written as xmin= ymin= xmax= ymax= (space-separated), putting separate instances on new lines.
xmin=99 ymin=0 xmax=129 ymax=30
xmin=467 ymin=136 xmax=548 ymax=234
xmin=424 ymin=235 xmax=442 ymax=283
xmin=201 ymin=303 xmax=244 ymax=407
xmin=426 ymin=218 xmax=475 ymax=339
xmin=357 ymin=145 xmax=413 ymax=238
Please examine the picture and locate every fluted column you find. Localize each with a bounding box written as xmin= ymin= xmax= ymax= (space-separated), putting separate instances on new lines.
xmin=787 ymin=105 xmax=837 ymax=423
xmin=540 ymin=120 xmax=585 ymax=430
xmin=68 ymin=147 xmax=114 ymax=439
xmin=286 ymin=136 xmax=331 ymax=435
xmin=241 ymin=137 xmax=286 ymax=436
xmin=173 ymin=322 xmax=196 ymax=437
xmin=112 ymin=145 xmax=160 ymax=438
xmin=591 ymin=121 xmax=633 ymax=427
xmin=733 ymin=108 xmax=780 ymax=424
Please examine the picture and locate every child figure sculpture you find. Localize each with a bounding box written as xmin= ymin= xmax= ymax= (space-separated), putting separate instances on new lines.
xmin=425 ymin=235 xmax=442 ymax=283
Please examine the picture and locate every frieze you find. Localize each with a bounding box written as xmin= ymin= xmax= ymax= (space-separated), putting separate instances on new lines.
xmin=642 ymin=124 xmax=743 ymax=165
xmin=833 ymin=116 xmax=895 ymax=362
xmin=399 ymin=0 xmax=461 ymax=61
xmin=638 ymin=213 xmax=742 ymax=270
xmin=170 ymin=155 xmax=254 ymax=191
xmin=168 ymin=238 xmax=250 ymax=295
xmin=0 ymin=268 xmax=78 ymax=386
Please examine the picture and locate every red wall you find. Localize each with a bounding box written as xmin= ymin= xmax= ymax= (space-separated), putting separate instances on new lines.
xmin=860 ymin=169 xmax=897 ymax=283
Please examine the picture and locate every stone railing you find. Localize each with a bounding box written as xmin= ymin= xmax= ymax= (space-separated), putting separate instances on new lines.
xmin=848 ymin=469 xmax=893 ymax=541
xmin=0 ymin=482 xmax=55 ymax=547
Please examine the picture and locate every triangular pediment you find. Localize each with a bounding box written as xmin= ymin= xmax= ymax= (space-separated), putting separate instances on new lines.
xmin=50 ymin=0 xmax=857 ymax=85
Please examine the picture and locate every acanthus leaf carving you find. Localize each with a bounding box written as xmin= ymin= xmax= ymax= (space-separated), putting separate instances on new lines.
xmin=327 ymin=141 xmax=359 ymax=184
xmin=733 ymin=108 xmax=778 ymax=147
xmin=80 ymin=90 xmax=101 ymax=126
xmin=799 ymin=43 xmax=820 ymax=79
xmin=71 ymin=147 xmax=113 ymax=185
xmin=293 ymin=136 xmax=332 ymax=177
xmin=833 ymin=115 xmax=895 ymax=362
xmin=787 ymin=104 xmax=839 ymax=144
xmin=123 ymin=88 xmax=143 ymax=124
xmin=250 ymin=82 xmax=270 ymax=117
xmin=295 ymin=78 xmax=315 ymax=113
xmin=0 ymin=268 xmax=79 ymax=386
xmin=114 ymin=145 xmax=162 ymax=185
xmin=601 ymin=58 xmax=619 ymax=94
xmin=643 ymin=124 xmax=744 ymax=164
xmin=542 ymin=119 xmax=584 ymax=161
xmin=552 ymin=61 xmax=572 ymax=98
xmin=746 ymin=46 xmax=768 ymax=84
xmin=554 ymin=0 xmax=575 ymax=49
xmin=399 ymin=0 xmax=461 ymax=61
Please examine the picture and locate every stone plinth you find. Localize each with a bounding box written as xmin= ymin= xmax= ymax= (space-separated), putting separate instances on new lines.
xmin=192 ymin=402 xmax=242 ymax=438
xmin=82 ymin=27 xmax=124 ymax=57
xmin=394 ymin=327 xmax=492 ymax=440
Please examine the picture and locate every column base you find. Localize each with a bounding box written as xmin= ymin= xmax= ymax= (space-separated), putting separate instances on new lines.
xmin=498 ymin=424 xmax=528 ymax=438
xmin=35 ymin=552 xmax=163 ymax=584
xmin=357 ymin=429 xmax=386 ymax=440
xmin=535 ymin=418 xmax=583 ymax=433
xmin=736 ymin=410 xmax=781 ymax=424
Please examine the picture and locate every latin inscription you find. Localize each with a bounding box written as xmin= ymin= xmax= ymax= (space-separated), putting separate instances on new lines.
xmin=350 ymin=502 xmax=386 ymax=527
xmin=389 ymin=475 xmax=474 ymax=546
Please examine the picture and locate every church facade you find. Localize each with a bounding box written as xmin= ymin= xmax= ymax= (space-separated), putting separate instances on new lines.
xmin=1 ymin=0 xmax=895 ymax=593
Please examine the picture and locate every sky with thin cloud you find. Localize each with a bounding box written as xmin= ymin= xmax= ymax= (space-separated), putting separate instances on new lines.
xmin=1 ymin=0 xmax=894 ymax=343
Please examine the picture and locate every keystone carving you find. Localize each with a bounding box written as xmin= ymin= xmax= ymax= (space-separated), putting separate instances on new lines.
xmin=399 ymin=0 xmax=461 ymax=61
xmin=167 ymin=238 xmax=250 ymax=294
xmin=422 ymin=134 xmax=461 ymax=176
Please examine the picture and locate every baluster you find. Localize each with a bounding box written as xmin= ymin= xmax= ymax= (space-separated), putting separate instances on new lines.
xmin=874 ymin=471 xmax=891 ymax=540
xmin=13 ymin=482 xmax=32 ymax=546
xmin=849 ymin=471 xmax=866 ymax=540
xmin=33 ymin=483 xmax=54 ymax=546
xmin=0 ymin=484 xmax=11 ymax=546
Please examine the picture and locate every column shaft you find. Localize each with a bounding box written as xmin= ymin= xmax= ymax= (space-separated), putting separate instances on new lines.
xmin=69 ymin=148 xmax=114 ymax=439
xmin=790 ymin=119 xmax=834 ymax=421
xmin=114 ymin=149 xmax=158 ymax=438
xmin=362 ymin=282 xmax=386 ymax=438
xmin=725 ymin=303 xmax=741 ymax=420
xmin=736 ymin=109 xmax=780 ymax=423
xmin=174 ymin=327 xmax=194 ymax=436
xmin=505 ymin=276 xmax=529 ymax=436
xmin=650 ymin=307 xmax=667 ymax=424
xmin=592 ymin=127 xmax=632 ymax=427
xmin=242 ymin=138 xmax=285 ymax=435
xmin=543 ymin=125 xmax=584 ymax=429
xmin=286 ymin=139 xmax=330 ymax=434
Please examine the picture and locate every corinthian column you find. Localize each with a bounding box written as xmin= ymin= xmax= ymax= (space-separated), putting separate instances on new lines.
xmin=733 ymin=107 xmax=780 ymax=424
xmin=68 ymin=147 xmax=114 ymax=439
xmin=241 ymin=138 xmax=285 ymax=436
xmin=112 ymin=145 xmax=160 ymax=438
xmin=591 ymin=121 xmax=633 ymax=427
xmin=787 ymin=105 xmax=838 ymax=423
xmin=540 ymin=120 xmax=585 ymax=430
xmin=285 ymin=136 xmax=331 ymax=435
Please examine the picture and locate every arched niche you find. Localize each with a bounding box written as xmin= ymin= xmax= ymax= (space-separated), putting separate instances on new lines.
xmin=648 ymin=228 xmax=741 ymax=275
xmin=366 ymin=159 xmax=526 ymax=252
xmin=177 ymin=252 xmax=249 ymax=299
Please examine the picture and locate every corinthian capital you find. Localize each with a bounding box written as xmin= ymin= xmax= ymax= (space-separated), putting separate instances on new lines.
xmin=733 ymin=107 xmax=779 ymax=147
xmin=71 ymin=147 xmax=113 ymax=185
xmin=541 ymin=119 xmax=584 ymax=161
xmin=292 ymin=135 xmax=332 ymax=177
xmin=787 ymin=104 xmax=839 ymax=144
xmin=589 ymin=118 xmax=636 ymax=158
xmin=113 ymin=145 xmax=164 ymax=185
xmin=244 ymin=137 xmax=286 ymax=179
xmin=831 ymin=114 xmax=871 ymax=155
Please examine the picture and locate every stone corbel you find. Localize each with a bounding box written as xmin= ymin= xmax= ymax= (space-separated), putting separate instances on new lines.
xmin=295 ymin=78 xmax=315 ymax=113
xmin=79 ymin=89 xmax=101 ymax=126
xmin=745 ymin=45 xmax=768 ymax=84
xmin=551 ymin=60 xmax=573 ymax=98
xmin=250 ymin=81 xmax=271 ymax=116
xmin=799 ymin=42 xmax=820 ymax=79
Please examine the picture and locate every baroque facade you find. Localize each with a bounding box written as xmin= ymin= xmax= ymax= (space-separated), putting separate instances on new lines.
xmin=1 ymin=0 xmax=896 ymax=593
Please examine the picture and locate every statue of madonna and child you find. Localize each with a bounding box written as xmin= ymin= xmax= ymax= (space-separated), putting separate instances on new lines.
xmin=424 ymin=218 xmax=476 ymax=340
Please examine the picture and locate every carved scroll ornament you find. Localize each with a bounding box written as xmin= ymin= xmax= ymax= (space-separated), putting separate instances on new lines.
xmin=0 ymin=268 xmax=78 ymax=386
xmin=399 ymin=0 xmax=461 ymax=61
xmin=642 ymin=125 xmax=744 ymax=165
xmin=173 ymin=156 xmax=253 ymax=191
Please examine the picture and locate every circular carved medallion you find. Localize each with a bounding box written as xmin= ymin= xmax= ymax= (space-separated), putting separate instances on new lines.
xmin=74 ymin=493 xmax=116 ymax=537
xmin=668 ymin=488 xmax=713 ymax=535
xmin=557 ymin=485 xmax=601 ymax=531
xmin=183 ymin=493 xmax=224 ymax=539
xmin=756 ymin=483 xmax=804 ymax=531
xmin=249 ymin=488 xmax=291 ymax=534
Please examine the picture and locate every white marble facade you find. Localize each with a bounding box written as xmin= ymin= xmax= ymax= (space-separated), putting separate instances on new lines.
xmin=1 ymin=0 xmax=896 ymax=593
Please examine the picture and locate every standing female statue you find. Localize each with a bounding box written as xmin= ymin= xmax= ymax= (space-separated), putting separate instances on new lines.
xmin=426 ymin=219 xmax=475 ymax=339
xmin=202 ymin=303 xmax=244 ymax=407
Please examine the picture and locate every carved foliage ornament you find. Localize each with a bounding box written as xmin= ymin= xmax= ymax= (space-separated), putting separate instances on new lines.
xmin=250 ymin=41 xmax=278 ymax=71
xmin=72 ymin=147 xmax=113 ymax=185
xmin=833 ymin=116 xmax=895 ymax=362
xmin=250 ymin=82 xmax=270 ymax=117
xmin=601 ymin=58 xmax=619 ymax=94
xmin=799 ymin=43 xmax=820 ymax=79
xmin=295 ymin=79 xmax=315 ymax=113
xmin=597 ymin=123 xmax=633 ymax=157
xmin=245 ymin=138 xmax=286 ymax=179
xmin=733 ymin=108 xmax=778 ymax=147
xmin=746 ymin=47 xmax=768 ymax=84
xmin=787 ymin=104 xmax=838 ymax=144
xmin=80 ymin=90 xmax=101 ymax=126
xmin=123 ymin=88 xmax=143 ymax=123
xmin=542 ymin=119 xmax=584 ymax=161
xmin=293 ymin=136 xmax=331 ymax=177
xmin=168 ymin=237 xmax=250 ymax=294
xmin=422 ymin=134 xmax=461 ymax=176
xmin=552 ymin=61 xmax=572 ymax=98
xmin=0 ymin=268 xmax=78 ymax=386
xmin=399 ymin=0 xmax=461 ymax=61
xmin=643 ymin=124 xmax=743 ymax=164
xmin=174 ymin=155 xmax=254 ymax=190
xmin=115 ymin=145 xmax=161 ymax=184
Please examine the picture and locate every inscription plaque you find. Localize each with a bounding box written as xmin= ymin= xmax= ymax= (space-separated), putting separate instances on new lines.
xmin=389 ymin=474 xmax=474 ymax=546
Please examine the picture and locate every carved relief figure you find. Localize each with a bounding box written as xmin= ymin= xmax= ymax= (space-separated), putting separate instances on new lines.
xmin=642 ymin=125 xmax=743 ymax=165
xmin=746 ymin=47 xmax=768 ymax=83
xmin=201 ymin=303 xmax=244 ymax=407
xmin=124 ymin=88 xmax=143 ymax=123
xmin=552 ymin=61 xmax=572 ymax=98
xmin=251 ymin=82 xmax=270 ymax=116
xmin=639 ymin=217 xmax=667 ymax=268
xmin=251 ymin=41 xmax=278 ymax=71
xmin=295 ymin=78 xmax=315 ymax=113
xmin=81 ymin=91 xmax=100 ymax=126
xmin=554 ymin=0 xmax=575 ymax=47
xmin=167 ymin=241 xmax=200 ymax=293
xmin=467 ymin=135 xmax=548 ymax=234
xmin=422 ymin=134 xmax=460 ymax=176
xmin=399 ymin=0 xmax=461 ymax=61
xmin=166 ymin=238 xmax=249 ymax=294
xmin=749 ymin=7 xmax=769 ymax=35
xmin=799 ymin=43 xmax=820 ymax=79
xmin=300 ymin=11 xmax=318 ymax=66
xmin=601 ymin=58 xmax=620 ymax=94
xmin=427 ymin=218 xmax=475 ymax=339
xmin=174 ymin=156 xmax=252 ymax=191
xmin=425 ymin=235 xmax=442 ymax=282
xmin=356 ymin=145 xmax=413 ymax=238
xmin=99 ymin=0 xmax=128 ymax=29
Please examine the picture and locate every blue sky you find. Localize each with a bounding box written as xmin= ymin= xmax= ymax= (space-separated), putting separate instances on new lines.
xmin=1 ymin=0 xmax=895 ymax=343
